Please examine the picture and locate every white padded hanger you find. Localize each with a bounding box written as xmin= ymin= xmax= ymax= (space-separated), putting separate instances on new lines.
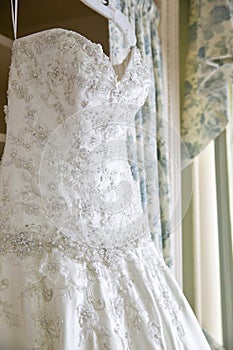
xmin=80 ymin=0 xmax=136 ymax=47
xmin=10 ymin=0 xmax=18 ymax=40
xmin=10 ymin=0 xmax=136 ymax=47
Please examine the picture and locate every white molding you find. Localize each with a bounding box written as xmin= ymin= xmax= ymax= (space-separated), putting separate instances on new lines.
xmin=192 ymin=158 xmax=203 ymax=322
xmin=160 ymin=0 xmax=182 ymax=287
xmin=215 ymin=131 xmax=233 ymax=347
xmin=193 ymin=143 xmax=223 ymax=343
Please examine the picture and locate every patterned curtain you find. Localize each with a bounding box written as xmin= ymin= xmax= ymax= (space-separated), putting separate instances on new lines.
xmin=108 ymin=0 xmax=175 ymax=268
xmin=181 ymin=0 xmax=233 ymax=168
xmin=182 ymin=1 xmax=233 ymax=348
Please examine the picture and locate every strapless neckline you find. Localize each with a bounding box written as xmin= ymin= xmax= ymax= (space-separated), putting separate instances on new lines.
xmin=12 ymin=27 xmax=137 ymax=84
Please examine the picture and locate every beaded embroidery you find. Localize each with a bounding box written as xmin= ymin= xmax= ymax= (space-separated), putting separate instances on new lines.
xmin=0 ymin=29 xmax=186 ymax=349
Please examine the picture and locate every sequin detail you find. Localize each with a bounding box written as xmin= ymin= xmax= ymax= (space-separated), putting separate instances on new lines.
xmin=0 ymin=29 xmax=187 ymax=350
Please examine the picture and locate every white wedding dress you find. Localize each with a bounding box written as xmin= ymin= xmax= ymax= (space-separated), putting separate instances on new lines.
xmin=0 ymin=28 xmax=211 ymax=350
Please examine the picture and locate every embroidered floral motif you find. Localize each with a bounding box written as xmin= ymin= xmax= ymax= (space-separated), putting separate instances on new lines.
xmin=0 ymin=278 xmax=9 ymax=292
xmin=0 ymin=298 xmax=22 ymax=327
xmin=31 ymin=309 xmax=63 ymax=349
xmin=20 ymin=279 xmax=54 ymax=303
xmin=39 ymin=251 xmax=69 ymax=284
xmin=77 ymin=304 xmax=110 ymax=348
xmin=0 ymin=28 xmax=187 ymax=349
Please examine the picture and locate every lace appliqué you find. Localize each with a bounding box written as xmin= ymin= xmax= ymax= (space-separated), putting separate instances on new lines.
xmin=31 ymin=309 xmax=63 ymax=350
xmin=0 ymin=28 xmax=189 ymax=350
xmin=0 ymin=298 xmax=22 ymax=328
xmin=77 ymin=304 xmax=111 ymax=349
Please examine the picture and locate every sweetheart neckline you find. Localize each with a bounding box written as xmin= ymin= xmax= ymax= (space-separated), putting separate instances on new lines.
xmin=12 ymin=27 xmax=138 ymax=85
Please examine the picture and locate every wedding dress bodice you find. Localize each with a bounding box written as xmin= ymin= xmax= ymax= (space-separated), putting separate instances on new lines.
xmin=1 ymin=28 xmax=151 ymax=267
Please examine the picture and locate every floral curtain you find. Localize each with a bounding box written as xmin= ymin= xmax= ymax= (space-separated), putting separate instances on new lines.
xmin=108 ymin=0 xmax=175 ymax=268
xmin=181 ymin=0 xmax=233 ymax=168
xmin=182 ymin=0 xmax=233 ymax=348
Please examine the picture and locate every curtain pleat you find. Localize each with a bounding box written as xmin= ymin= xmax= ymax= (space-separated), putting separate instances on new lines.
xmin=182 ymin=1 xmax=233 ymax=348
xmin=109 ymin=0 xmax=174 ymax=267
